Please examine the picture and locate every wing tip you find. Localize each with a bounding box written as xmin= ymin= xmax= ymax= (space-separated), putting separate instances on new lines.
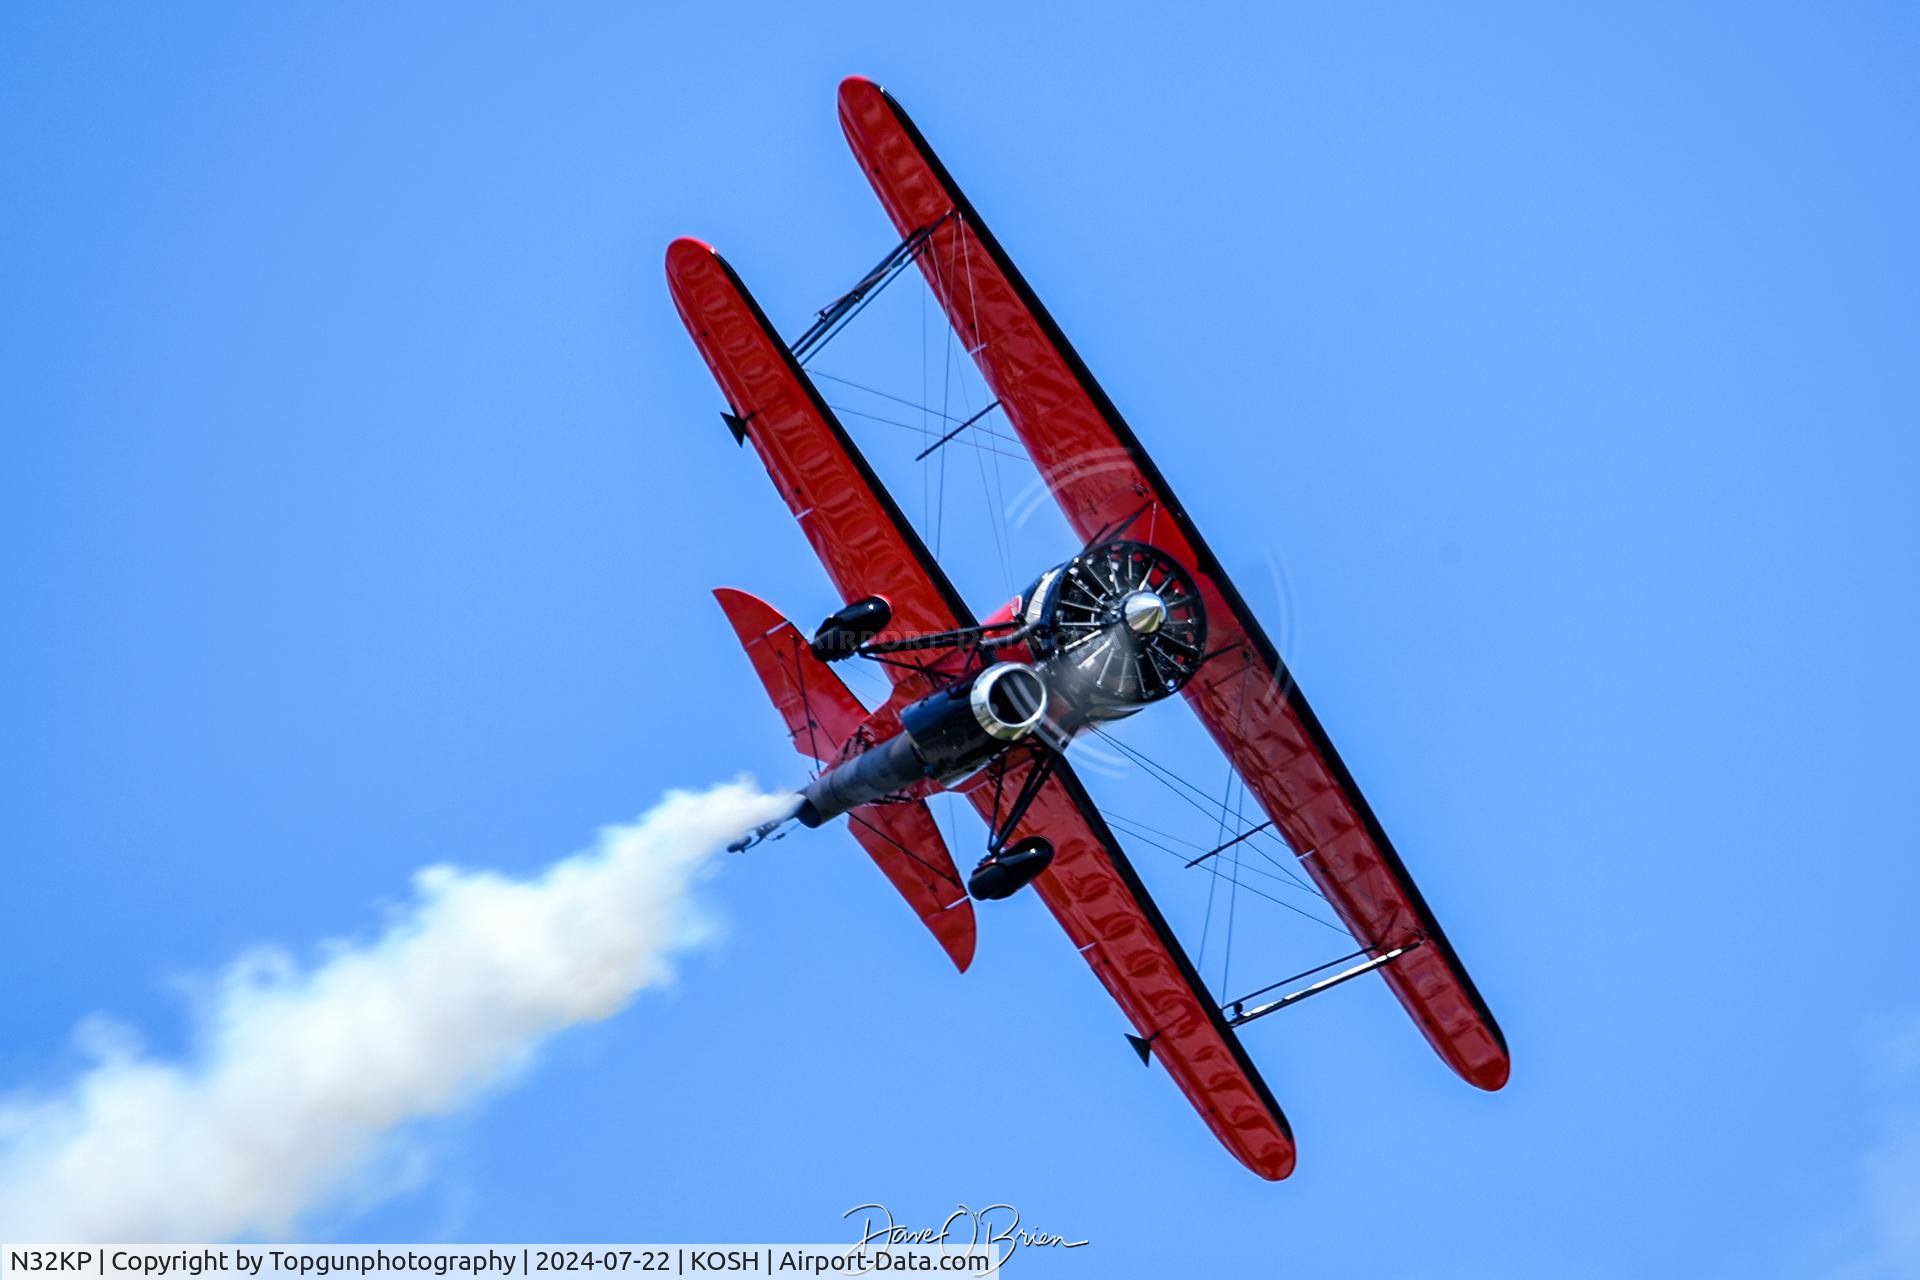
xmin=1439 ymin=1007 xmax=1511 ymax=1091
xmin=665 ymin=237 xmax=730 ymax=320
xmin=837 ymin=75 xmax=901 ymax=146
xmin=1231 ymin=1133 xmax=1296 ymax=1182
xmin=927 ymin=895 xmax=976 ymax=972
xmin=940 ymin=913 xmax=977 ymax=973
xmin=837 ymin=73 xmax=881 ymax=103
xmin=665 ymin=234 xmax=716 ymax=270
xmin=1469 ymin=1052 xmax=1512 ymax=1092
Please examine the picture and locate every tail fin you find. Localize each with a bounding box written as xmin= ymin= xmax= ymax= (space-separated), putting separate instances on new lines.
xmin=714 ymin=588 xmax=976 ymax=971
xmin=714 ymin=587 xmax=866 ymax=763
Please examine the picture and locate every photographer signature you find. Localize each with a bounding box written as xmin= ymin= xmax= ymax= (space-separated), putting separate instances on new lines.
xmin=845 ymin=1202 xmax=1089 ymax=1265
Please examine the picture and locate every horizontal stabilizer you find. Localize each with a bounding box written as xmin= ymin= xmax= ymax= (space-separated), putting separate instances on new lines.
xmin=713 ymin=587 xmax=976 ymax=972
xmin=845 ymin=799 xmax=975 ymax=973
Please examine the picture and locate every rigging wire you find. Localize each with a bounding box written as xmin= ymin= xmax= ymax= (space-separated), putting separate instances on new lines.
xmin=953 ymin=225 xmax=1018 ymax=598
xmin=1101 ymin=812 xmax=1348 ymax=935
xmin=809 ymin=368 xmax=1027 ymax=447
xmin=1097 ymin=807 xmax=1270 ymax=856
xmin=1099 ymin=813 xmax=1332 ymax=899
xmin=846 ymin=810 xmax=964 ymax=893
xmin=934 ymin=245 xmax=954 ymax=560
xmin=1219 ymin=656 xmax=1256 ymax=995
xmin=826 ymin=403 xmax=1030 ymax=464
xmin=811 ymin=368 xmax=967 ymax=421
xmin=1089 ymin=724 xmax=1328 ymax=902
xmin=921 ymin=263 xmax=931 ymax=535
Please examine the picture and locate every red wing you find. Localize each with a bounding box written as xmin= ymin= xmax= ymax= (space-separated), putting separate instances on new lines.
xmin=959 ymin=757 xmax=1295 ymax=1180
xmin=666 ymin=237 xmax=970 ymax=688
xmin=840 ymin=77 xmax=1509 ymax=1091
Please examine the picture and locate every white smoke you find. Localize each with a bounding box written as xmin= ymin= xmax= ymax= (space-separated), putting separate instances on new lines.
xmin=1823 ymin=1015 xmax=1920 ymax=1279
xmin=0 ymin=780 xmax=793 ymax=1242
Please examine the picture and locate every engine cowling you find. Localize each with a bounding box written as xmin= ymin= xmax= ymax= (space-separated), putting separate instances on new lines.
xmin=1023 ymin=540 xmax=1207 ymax=721
xmin=900 ymin=661 xmax=1048 ymax=775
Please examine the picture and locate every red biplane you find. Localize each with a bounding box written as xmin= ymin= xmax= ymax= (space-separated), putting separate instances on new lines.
xmin=667 ymin=78 xmax=1507 ymax=1180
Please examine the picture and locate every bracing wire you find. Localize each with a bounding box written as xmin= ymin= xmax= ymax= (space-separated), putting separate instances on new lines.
xmin=1090 ymin=724 xmax=1327 ymax=901
xmin=809 ymin=368 xmax=1027 ymax=448
xmin=827 ymin=403 xmax=1029 ymax=464
xmin=1100 ymin=813 xmax=1334 ymax=901
xmin=1101 ymin=811 xmax=1348 ymax=936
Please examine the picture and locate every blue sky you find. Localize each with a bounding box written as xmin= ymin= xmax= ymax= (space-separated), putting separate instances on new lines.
xmin=3 ymin=3 xmax=1917 ymax=1274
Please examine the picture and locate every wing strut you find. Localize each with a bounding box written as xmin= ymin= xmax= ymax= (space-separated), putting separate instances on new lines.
xmin=912 ymin=398 xmax=999 ymax=460
xmin=1223 ymin=940 xmax=1425 ymax=1029
xmin=986 ymin=745 xmax=1059 ymax=855
xmin=1184 ymin=819 xmax=1276 ymax=869
xmin=789 ymin=210 xmax=955 ymax=362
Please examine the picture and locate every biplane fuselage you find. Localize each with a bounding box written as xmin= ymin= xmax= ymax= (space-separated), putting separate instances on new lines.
xmin=785 ymin=537 xmax=1206 ymax=888
xmin=669 ymin=77 xmax=1508 ymax=1181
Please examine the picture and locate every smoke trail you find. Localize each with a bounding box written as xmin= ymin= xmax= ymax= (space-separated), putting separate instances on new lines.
xmin=0 ymin=780 xmax=794 ymax=1242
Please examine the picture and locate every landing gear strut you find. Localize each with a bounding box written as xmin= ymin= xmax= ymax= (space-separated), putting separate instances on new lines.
xmin=968 ymin=748 xmax=1061 ymax=900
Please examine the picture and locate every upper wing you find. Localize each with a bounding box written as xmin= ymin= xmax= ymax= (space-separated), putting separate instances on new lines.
xmin=839 ymin=77 xmax=1509 ymax=1091
xmin=958 ymin=757 xmax=1296 ymax=1180
xmin=666 ymin=236 xmax=971 ymax=687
